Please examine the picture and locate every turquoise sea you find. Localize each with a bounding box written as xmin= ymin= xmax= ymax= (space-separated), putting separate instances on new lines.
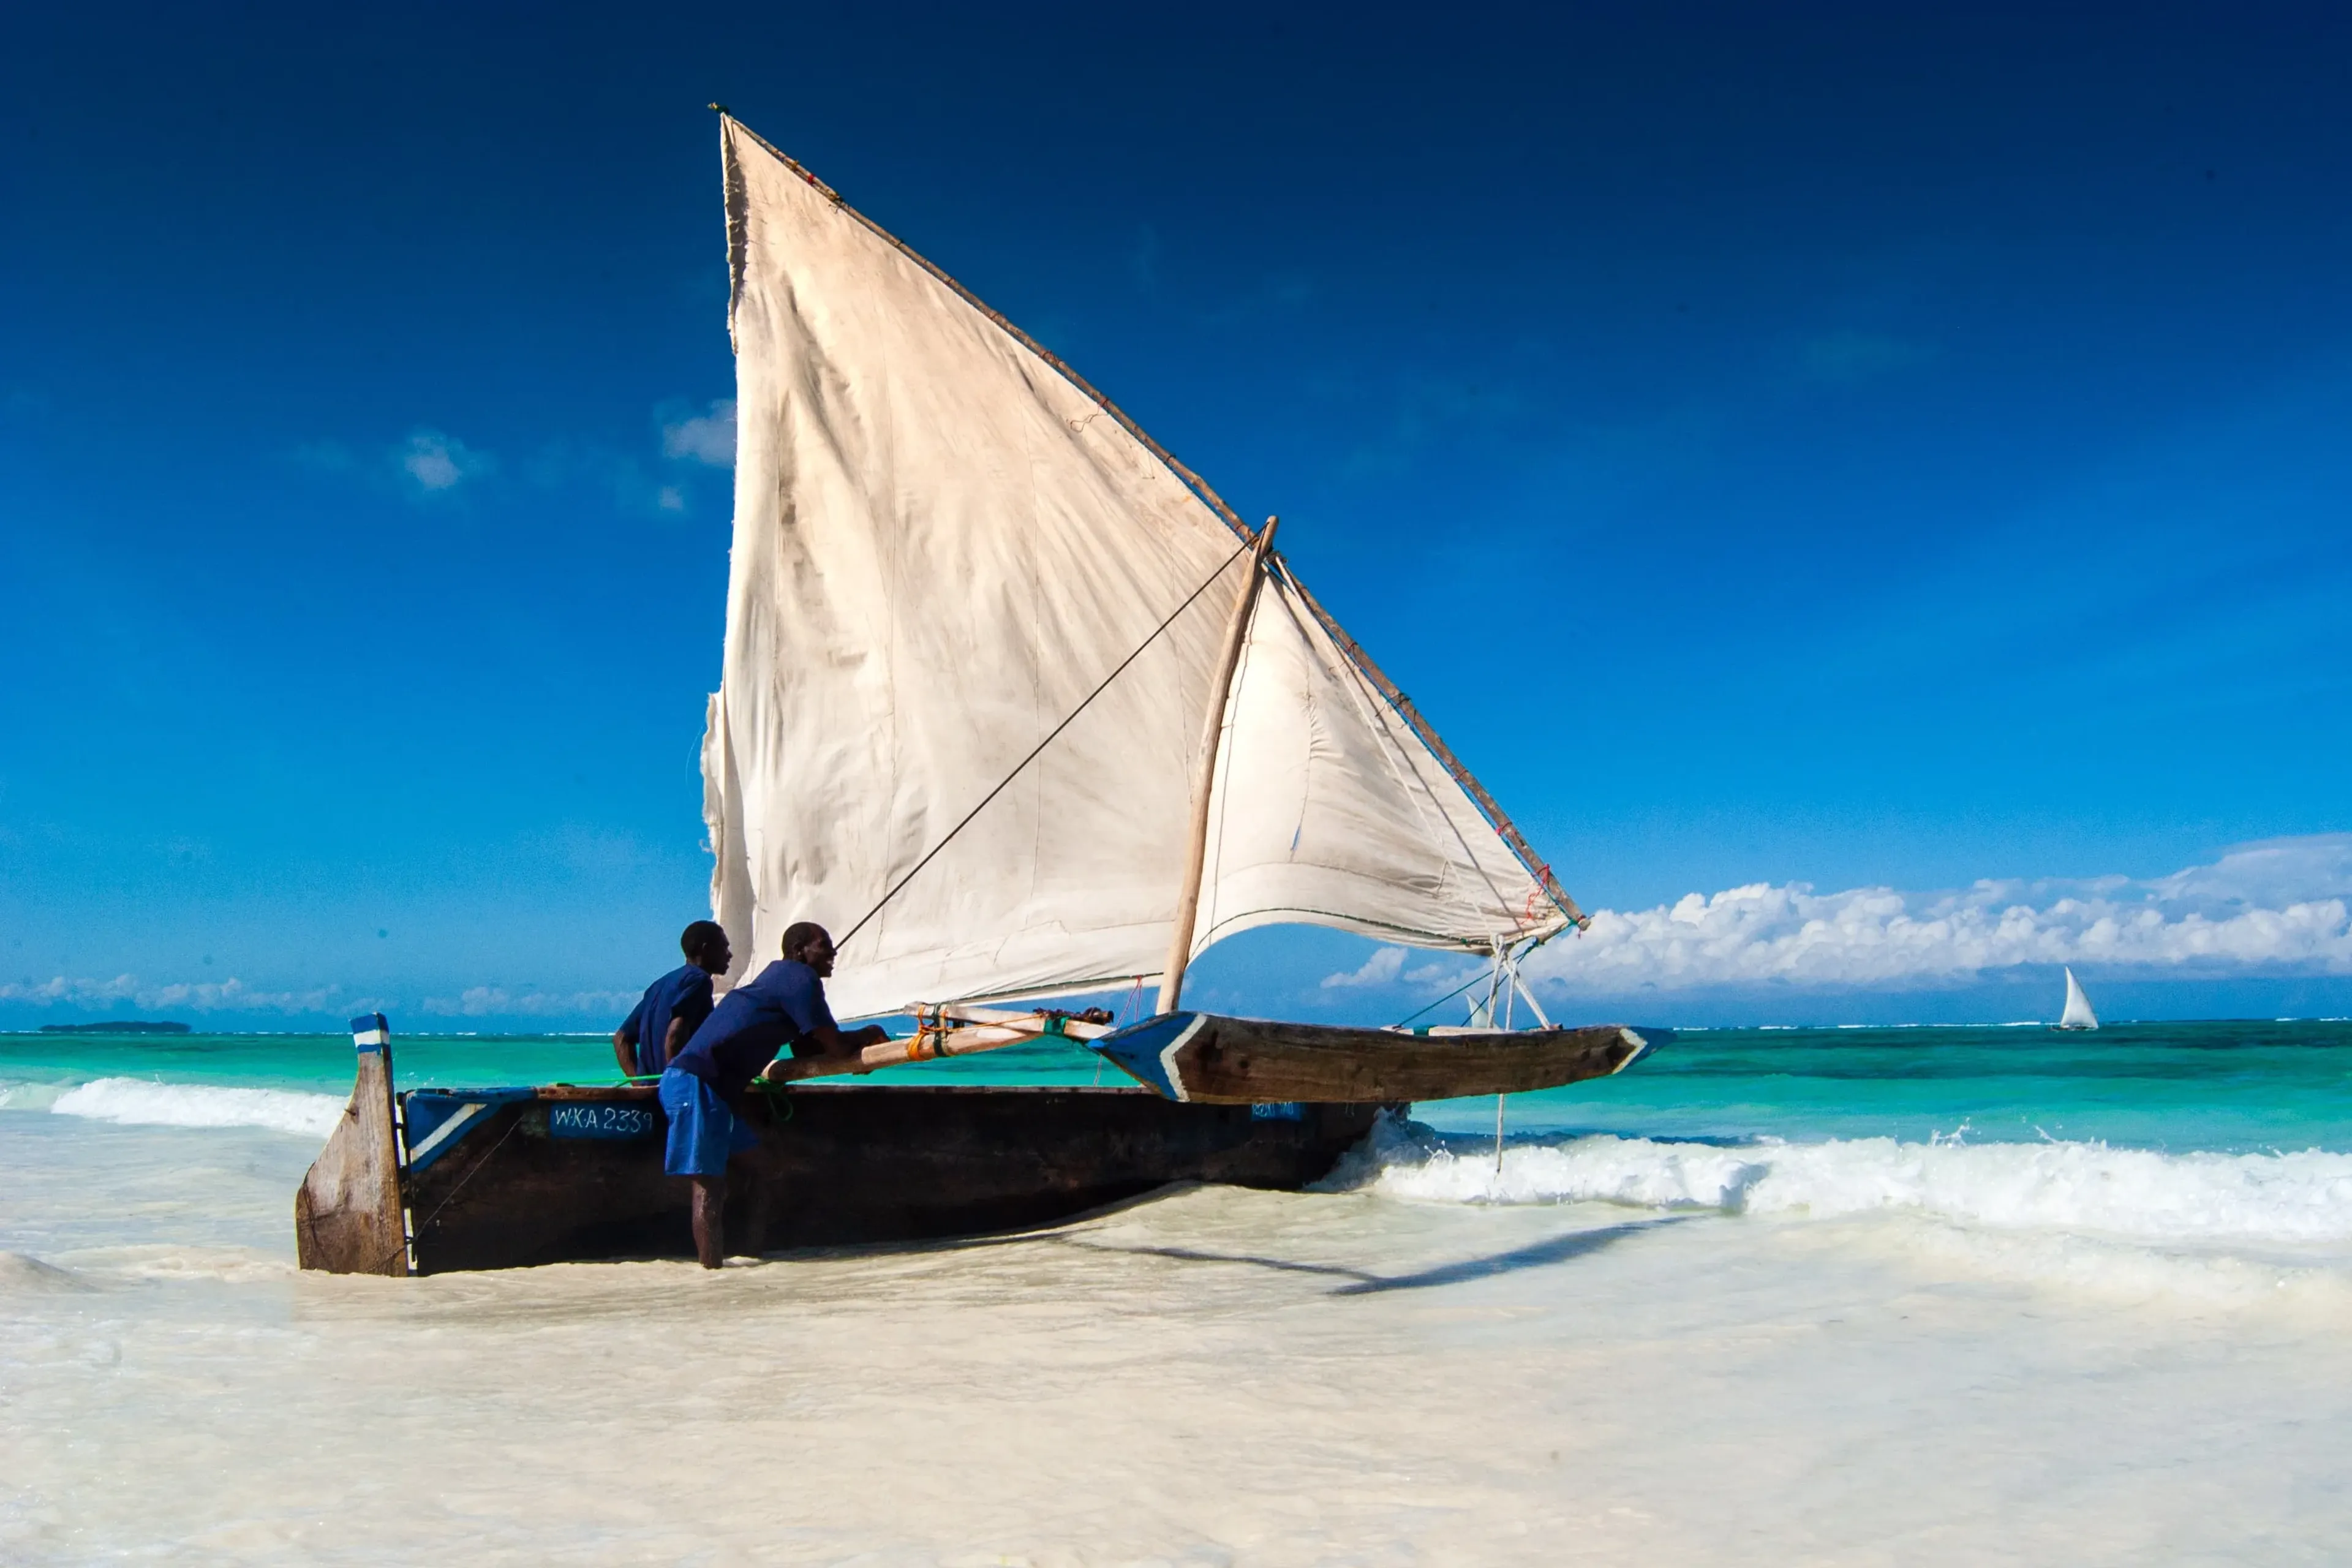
xmin=9 ymin=1016 xmax=2352 ymax=1256
xmin=7 ymin=1019 xmax=2352 ymax=1562
xmin=6 ymin=1016 xmax=2346 ymax=1153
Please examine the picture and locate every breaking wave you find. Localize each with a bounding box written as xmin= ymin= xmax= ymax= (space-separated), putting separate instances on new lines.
xmin=1325 ymin=1117 xmax=2352 ymax=1246
xmin=43 ymin=1078 xmax=344 ymax=1138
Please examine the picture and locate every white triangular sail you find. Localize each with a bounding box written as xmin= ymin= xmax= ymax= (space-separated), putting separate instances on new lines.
xmin=2057 ymin=967 xmax=2099 ymax=1030
xmin=701 ymin=118 xmax=1570 ymax=1017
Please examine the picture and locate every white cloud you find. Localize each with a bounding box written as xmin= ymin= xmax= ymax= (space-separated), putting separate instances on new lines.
xmin=656 ymin=484 xmax=685 ymax=513
xmin=0 ymin=975 xmax=139 ymax=1006
xmin=1322 ymin=947 xmax=1406 ymax=989
xmin=1524 ymin=835 xmax=2352 ymax=993
xmin=0 ymin=975 xmax=341 ymax=1013
xmin=1322 ymin=947 xmax=1482 ymax=990
xmin=398 ymin=428 xmax=492 ymax=493
xmin=662 ymin=399 xmax=736 ymax=467
xmin=421 ymin=986 xmax=637 ymax=1019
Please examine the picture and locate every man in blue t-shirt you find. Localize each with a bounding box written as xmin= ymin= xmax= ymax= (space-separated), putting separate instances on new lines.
xmin=660 ymin=920 xmax=889 ymax=1268
xmin=611 ymin=921 xmax=732 ymax=1079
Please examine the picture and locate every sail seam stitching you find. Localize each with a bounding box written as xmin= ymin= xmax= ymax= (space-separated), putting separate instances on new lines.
xmin=1192 ymin=903 xmax=1501 ymax=952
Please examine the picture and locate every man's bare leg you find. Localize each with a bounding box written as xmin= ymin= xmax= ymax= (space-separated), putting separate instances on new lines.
xmin=689 ymin=1175 xmax=726 ymax=1269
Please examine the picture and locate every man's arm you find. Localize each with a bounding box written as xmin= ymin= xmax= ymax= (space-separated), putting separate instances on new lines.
xmin=663 ymin=1014 xmax=697 ymax=1066
xmin=803 ymin=1020 xmax=891 ymax=1063
xmin=611 ymin=1023 xmax=639 ymax=1077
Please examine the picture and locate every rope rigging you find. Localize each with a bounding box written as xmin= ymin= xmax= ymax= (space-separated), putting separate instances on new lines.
xmin=837 ymin=536 xmax=1256 ymax=949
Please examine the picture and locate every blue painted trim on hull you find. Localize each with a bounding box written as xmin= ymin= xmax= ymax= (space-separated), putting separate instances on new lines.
xmin=402 ymin=1088 xmax=539 ymax=1172
xmin=1088 ymin=1012 xmax=1201 ymax=1100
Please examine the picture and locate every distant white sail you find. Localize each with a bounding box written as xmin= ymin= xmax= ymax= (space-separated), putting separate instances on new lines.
xmin=2057 ymin=967 xmax=2100 ymax=1030
xmin=701 ymin=117 xmax=1572 ymax=1017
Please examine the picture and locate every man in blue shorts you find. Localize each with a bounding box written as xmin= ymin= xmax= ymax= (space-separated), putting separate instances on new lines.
xmin=611 ymin=920 xmax=731 ymax=1078
xmin=660 ymin=921 xmax=891 ymax=1268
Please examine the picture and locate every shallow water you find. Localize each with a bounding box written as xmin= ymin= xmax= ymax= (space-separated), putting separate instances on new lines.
xmin=4 ymin=1023 xmax=2350 ymax=1561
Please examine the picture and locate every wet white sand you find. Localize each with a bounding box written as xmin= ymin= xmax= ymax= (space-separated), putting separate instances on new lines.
xmin=4 ymin=1113 xmax=2349 ymax=1563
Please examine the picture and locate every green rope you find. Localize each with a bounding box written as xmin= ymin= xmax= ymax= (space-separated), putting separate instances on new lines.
xmin=1390 ymin=965 xmax=1493 ymax=1031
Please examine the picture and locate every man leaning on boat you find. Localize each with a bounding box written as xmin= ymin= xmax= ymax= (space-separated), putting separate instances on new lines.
xmin=658 ymin=921 xmax=890 ymax=1268
xmin=611 ymin=920 xmax=731 ymax=1078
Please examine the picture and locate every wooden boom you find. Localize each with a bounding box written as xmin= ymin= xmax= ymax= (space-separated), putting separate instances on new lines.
xmin=758 ymin=1004 xmax=1112 ymax=1084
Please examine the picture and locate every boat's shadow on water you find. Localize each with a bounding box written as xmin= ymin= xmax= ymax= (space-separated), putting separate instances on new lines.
xmin=1052 ymin=1217 xmax=1687 ymax=1296
xmin=804 ymin=1204 xmax=1691 ymax=1297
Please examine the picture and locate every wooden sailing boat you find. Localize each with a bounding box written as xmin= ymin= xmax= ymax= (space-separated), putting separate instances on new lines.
xmin=293 ymin=114 xmax=1648 ymax=1276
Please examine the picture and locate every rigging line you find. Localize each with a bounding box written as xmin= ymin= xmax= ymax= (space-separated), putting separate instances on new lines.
xmin=838 ymin=537 xmax=1254 ymax=949
xmin=393 ymin=1114 xmax=526 ymax=1271
xmin=1280 ymin=568 xmax=1586 ymax=929
xmin=1274 ymin=559 xmax=1523 ymax=936
xmin=1391 ymin=963 xmax=1498 ymax=1030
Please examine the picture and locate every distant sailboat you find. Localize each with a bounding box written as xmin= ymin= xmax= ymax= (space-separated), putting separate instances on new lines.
xmin=2056 ymin=967 xmax=2100 ymax=1031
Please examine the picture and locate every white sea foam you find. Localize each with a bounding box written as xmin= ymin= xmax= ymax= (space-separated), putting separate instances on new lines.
xmin=1326 ymin=1118 xmax=2352 ymax=1246
xmin=46 ymin=1077 xmax=344 ymax=1138
xmin=0 ymin=1080 xmax=69 ymax=1112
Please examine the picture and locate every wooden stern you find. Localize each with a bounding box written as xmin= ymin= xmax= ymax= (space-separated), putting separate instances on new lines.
xmin=294 ymin=1013 xmax=410 ymax=1276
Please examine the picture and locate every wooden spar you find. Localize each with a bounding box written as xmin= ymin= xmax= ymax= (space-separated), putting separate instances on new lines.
xmin=759 ymin=1005 xmax=1114 ymax=1084
xmin=1277 ymin=564 xmax=1587 ymax=932
xmin=1156 ymin=516 xmax=1280 ymax=1014
xmin=1094 ymin=1014 xmax=1652 ymax=1105
xmin=294 ymin=1013 xmax=409 ymax=1276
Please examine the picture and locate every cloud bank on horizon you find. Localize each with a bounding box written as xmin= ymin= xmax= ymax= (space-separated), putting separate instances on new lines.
xmin=0 ymin=974 xmax=349 ymax=1016
xmin=1331 ymin=835 xmax=2352 ymax=997
xmin=1524 ymin=834 xmax=2352 ymax=992
xmin=0 ymin=972 xmax=638 ymax=1023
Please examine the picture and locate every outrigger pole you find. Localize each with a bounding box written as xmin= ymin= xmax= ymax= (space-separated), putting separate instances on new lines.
xmin=1158 ymin=516 xmax=1280 ymax=1014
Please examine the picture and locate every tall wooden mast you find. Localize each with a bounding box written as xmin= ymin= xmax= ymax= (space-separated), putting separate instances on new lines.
xmin=1157 ymin=516 xmax=1280 ymax=1013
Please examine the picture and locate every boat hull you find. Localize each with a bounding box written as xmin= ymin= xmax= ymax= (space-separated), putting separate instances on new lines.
xmin=304 ymin=1082 xmax=1383 ymax=1276
xmin=1091 ymin=1014 xmax=1652 ymax=1104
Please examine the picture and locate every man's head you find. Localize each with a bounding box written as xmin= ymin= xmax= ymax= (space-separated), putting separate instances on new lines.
xmin=680 ymin=920 xmax=732 ymax=975
xmin=780 ymin=921 xmax=836 ymax=976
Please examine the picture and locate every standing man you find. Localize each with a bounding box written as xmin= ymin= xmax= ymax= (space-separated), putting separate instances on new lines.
xmin=611 ymin=921 xmax=732 ymax=1079
xmin=660 ymin=921 xmax=889 ymax=1268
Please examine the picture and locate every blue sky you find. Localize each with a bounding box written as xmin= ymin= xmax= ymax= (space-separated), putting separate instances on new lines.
xmin=4 ymin=3 xmax=2350 ymax=1028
